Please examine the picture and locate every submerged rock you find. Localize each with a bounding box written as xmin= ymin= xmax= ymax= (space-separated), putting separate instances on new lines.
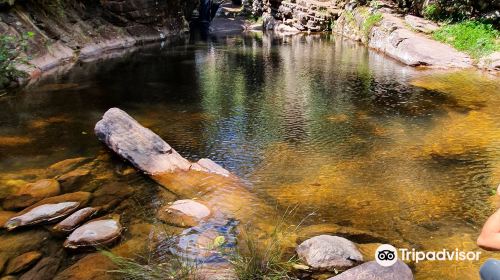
xmin=296 ymin=235 xmax=363 ymax=271
xmin=5 ymin=202 xmax=80 ymax=230
xmin=2 ymin=179 xmax=61 ymax=210
xmin=53 ymin=253 xmax=114 ymax=280
xmin=20 ymin=257 xmax=61 ymax=280
xmin=327 ymin=260 xmax=413 ymax=280
xmin=5 ymin=251 xmax=42 ymax=274
xmin=53 ymin=207 xmax=99 ymax=233
xmin=57 ymin=167 xmax=92 ymax=193
xmin=47 ymin=157 xmax=90 ymax=177
xmin=64 ymin=216 xmax=123 ymax=249
xmin=157 ymin=199 xmax=211 ymax=227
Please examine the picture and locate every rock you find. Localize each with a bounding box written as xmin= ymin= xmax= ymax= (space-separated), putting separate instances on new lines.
xmin=57 ymin=167 xmax=92 ymax=192
xmin=190 ymin=158 xmax=231 ymax=177
xmin=357 ymin=243 xmax=383 ymax=262
xmin=1 ymin=276 xmax=17 ymax=280
xmin=327 ymin=260 xmax=413 ymax=280
xmin=22 ymin=192 xmax=92 ymax=208
xmin=94 ymin=108 xmax=192 ymax=174
xmin=296 ymin=235 xmax=363 ymax=271
xmin=2 ymin=179 xmax=61 ymax=210
xmin=5 ymin=251 xmax=42 ymax=274
xmin=5 ymin=202 xmax=81 ymax=230
xmin=47 ymin=157 xmax=90 ymax=177
xmin=90 ymin=183 xmax=134 ymax=210
xmin=64 ymin=216 xmax=123 ymax=249
xmin=157 ymin=199 xmax=211 ymax=227
xmin=19 ymin=257 xmax=61 ymax=280
xmin=404 ymin=15 xmax=438 ymax=34
xmin=53 ymin=207 xmax=99 ymax=233
xmin=478 ymin=52 xmax=500 ymax=72
xmin=53 ymin=253 xmax=114 ymax=280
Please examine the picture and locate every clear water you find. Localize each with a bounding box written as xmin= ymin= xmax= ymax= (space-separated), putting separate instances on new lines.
xmin=1 ymin=33 xmax=500 ymax=279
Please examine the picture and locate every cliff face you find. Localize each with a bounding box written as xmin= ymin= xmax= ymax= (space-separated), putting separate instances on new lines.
xmin=0 ymin=0 xmax=198 ymax=80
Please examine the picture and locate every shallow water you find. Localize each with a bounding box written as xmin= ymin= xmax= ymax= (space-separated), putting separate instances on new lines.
xmin=1 ymin=33 xmax=500 ymax=279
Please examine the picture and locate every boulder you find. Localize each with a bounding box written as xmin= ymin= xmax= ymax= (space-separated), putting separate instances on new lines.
xmin=2 ymin=179 xmax=61 ymax=210
xmin=190 ymin=158 xmax=231 ymax=177
xmin=94 ymin=108 xmax=192 ymax=174
xmin=5 ymin=251 xmax=42 ymax=274
xmin=157 ymin=199 xmax=211 ymax=227
xmin=53 ymin=207 xmax=99 ymax=233
xmin=64 ymin=216 xmax=123 ymax=249
xmin=5 ymin=202 xmax=81 ymax=230
xmin=327 ymin=260 xmax=413 ymax=280
xmin=404 ymin=15 xmax=438 ymax=34
xmin=296 ymin=235 xmax=363 ymax=271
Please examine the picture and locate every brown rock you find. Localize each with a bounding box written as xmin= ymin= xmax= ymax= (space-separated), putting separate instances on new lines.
xmin=53 ymin=207 xmax=99 ymax=233
xmin=64 ymin=215 xmax=123 ymax=249
xmin=57 ymin=167 xmax=92 ymax=192
xmin=0 ymin=211 xmax=15 ymax=228
xmin=47 ymin=157 xmax=90 ymax=177
xmin=2 ymin=179 xmax=61 ymax=210
xmin=53 ymin=253 xmax=114 ymax=280
xmin=19 ymin=257 xmax=61 ymax=280
xmin=5 ymin=202 xmax=80 ymax=230
xmin=5 ymin=251 xmax=42 ymax=274
xmin=90 ymin=183 xmax=134 ymax=208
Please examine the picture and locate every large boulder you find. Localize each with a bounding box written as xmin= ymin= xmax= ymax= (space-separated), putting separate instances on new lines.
xmin=64 ymin=216 xmax=123 ymax=249
xmin=327 ymin=260 xmax=414 ymax=280
xmin=157 ymin=199 xmax=211 ymax=227
xmin=94 ymin=108 xmax=192 ymax=174
xmin=296 ymin=235 xmax=363 ymax=271
xmin=2 ymin=179 xmax=61 ymax=210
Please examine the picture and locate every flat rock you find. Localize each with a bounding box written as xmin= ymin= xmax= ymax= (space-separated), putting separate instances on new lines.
xmin=5 ymin=251 xmax=42 ymax=274
xmin=157 ymin=199 xmax=211 ymax=227
xmin=94 ymin=108 xmax=192 ymax=174
xmin=64 ymin=216 xmax=123 ymax=249
xmin=327 ymin=260 xmax=413 ymax=280
xmin=296 ymin=235 xmax=363 ymax=271
xmin=5 ymin=202 xmax=80 ymax=230
xmin=3 ymin=179 xmax=61 ymax=210
xmin=404 ymin=15 xmax=438 ymax=33
xmin=53 ymin=207 xmax=99 ymax=233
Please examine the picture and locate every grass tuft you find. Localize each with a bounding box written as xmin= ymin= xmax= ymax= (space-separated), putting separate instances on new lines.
xmin=362 ymin=13 xmax=383 ymax=38
xmin=433 ymin=21 xmax=500 ymax=59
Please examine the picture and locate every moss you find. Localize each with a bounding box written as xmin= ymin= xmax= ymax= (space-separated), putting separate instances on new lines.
xmin=433 ymin=21 xmax=500 ymax=59
xmin=362 ymin=12 xmax=383 ymax=38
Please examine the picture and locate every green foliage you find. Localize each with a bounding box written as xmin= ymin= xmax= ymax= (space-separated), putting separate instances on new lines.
xmin=228 ymin=207 xmax=310 ymax=280
xmin=362 ymin=13 xmax=383 ymax=38
xmin=0 ymin=32 xmax=32 ymax=87
xmin=433 ymin=21 xmax=500 ymax=59
xmin=423 ymin=4 xmax=440 ymax=21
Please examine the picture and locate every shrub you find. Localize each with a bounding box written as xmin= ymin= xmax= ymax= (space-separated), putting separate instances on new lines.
xmin=433 ymin=21 xmax=500 ymax=59
xmin=0 ymin=32 xmax=33 ymax=88
xmin=423 ymin=4 xmax=440 ymax=21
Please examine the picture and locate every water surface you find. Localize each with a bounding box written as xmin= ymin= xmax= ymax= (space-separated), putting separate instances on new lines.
xmin=1 ymin=33 xmax=500 ymax=279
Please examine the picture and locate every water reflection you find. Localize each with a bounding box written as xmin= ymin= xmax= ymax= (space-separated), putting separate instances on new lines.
xmin=1 ymin=33 xmax=500 ymax=279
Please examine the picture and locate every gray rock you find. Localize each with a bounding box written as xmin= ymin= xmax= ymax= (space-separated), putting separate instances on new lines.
xmin=5 ymin=202 xmax=80 ymax=230
xmin=404 ymin=15 xmax=438 ymax=34
xmin=53 ymin=207 xmax=99 ymax=233
xmin=157 ymin=199 xmax=211 ymax=227
xmin=190 ymin=158 xmax=231 ymax=177
xmin=94 ymin=108 xmax=192 ymax=175
xmin=327 ymin=260 xmax=413 ymax=280
xmin=64 ymin=216 xmax=123 ymax=249
xmin=478 ymin=52 xmax=500 ymax=72
xmin=296 ymin=235 xmax=363 ymax=271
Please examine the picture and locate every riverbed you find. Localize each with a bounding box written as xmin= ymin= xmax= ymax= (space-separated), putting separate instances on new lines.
xmin=1 ymin=32 xmax=500 ymax=279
